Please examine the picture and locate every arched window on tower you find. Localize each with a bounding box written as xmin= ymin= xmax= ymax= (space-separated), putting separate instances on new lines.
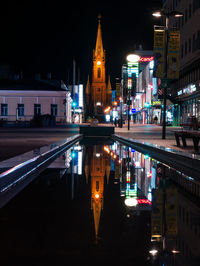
xmin=98 ymin=68 xmax=101 ymax=78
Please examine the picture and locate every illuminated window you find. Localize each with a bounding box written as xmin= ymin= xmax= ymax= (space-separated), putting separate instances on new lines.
xmin=98 ymin=68 xmax=101 ymax=78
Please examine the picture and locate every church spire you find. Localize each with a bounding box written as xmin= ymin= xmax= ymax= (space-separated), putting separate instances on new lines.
xmin=94 ymin=15 xmax=104 ymax=60
xmin=86 ymin=75 xmax=90 ymax=95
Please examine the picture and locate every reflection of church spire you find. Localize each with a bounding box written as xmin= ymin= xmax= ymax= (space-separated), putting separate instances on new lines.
xmin=105 ymin=157 xmax=111 ymax=184
xmin=90 ymin=146 xmax=106 ymax=241
xmin=84 ymin=153 xmax=89 ymax=184
xmin=91 ymin=193 xmax=103 ymax=239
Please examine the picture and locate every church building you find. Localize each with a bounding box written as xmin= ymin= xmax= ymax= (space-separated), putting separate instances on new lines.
xmin=86 ymin=15 xmax=112 ymax=121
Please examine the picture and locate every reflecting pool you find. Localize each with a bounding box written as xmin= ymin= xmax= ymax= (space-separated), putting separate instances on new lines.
xmin=0 ymin=139 xmax=200 ymax=266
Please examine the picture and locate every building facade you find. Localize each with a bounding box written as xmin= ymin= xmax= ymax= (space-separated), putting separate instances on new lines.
xmin=0 ymin=79 xmax=72 ymax=125
xmin=164 ymin=0 xmax=200 ymax=124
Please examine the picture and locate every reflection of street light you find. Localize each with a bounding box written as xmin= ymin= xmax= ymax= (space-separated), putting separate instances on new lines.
xmin=95 ymin=193 xmax=100 ymax=199
xmin=72 ymin=101 xmax=76 ymax=124
xmin=149 ymin=249 xmax=158 ymax=256
xmin=104 ymin=106 xmax=111 ymax=113
xmin=152 ymin=10 xmax=183 ymax=139
xmin=126 ymin=54 xmax=140 ymax=130
xmin=124 ymin=197 xmax=138 ymax=207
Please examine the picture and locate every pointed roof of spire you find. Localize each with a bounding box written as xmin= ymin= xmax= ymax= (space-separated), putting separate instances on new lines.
xmin=86 ymin=75 xmax=90 ymax=95
xmin=94 ymin=15 xmax=104 ymax=59
xmin=92 ymin=199 xmax=103 ymax=239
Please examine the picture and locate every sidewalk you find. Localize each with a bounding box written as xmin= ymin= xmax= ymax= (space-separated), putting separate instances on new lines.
xmin=0 ymin=124 xmax=197 ymax=161
xmin=114 ymin=124 xmax=196 ymax=154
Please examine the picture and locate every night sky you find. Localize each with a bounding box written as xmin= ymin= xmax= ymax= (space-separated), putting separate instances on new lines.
xmin=0 ymin=0 xmax=162 ymax=85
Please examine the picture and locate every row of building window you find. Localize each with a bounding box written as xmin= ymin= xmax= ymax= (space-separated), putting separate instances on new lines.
xmin=176 ymin=65 xmax=200 ymax=90
xmin=0 ymin=104 xmax=58 ymax=117
xmin=171 ymin=1 xmax=200 ymax=29
xmin=181 ymin=30 xmax=200 ymax=58
xmin=179 ymin=205 xmax=200 ymax=236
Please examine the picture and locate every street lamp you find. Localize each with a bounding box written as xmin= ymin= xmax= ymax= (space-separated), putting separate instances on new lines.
xmin=126 ymin=54 xmax=140 ymax=130
xmin=152 ymin=10 xmax=183 ymax=139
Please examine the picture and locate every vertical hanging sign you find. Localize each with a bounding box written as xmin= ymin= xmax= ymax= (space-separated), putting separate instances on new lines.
xmin=153 ymin=28 xmax=165 ymax=78
xmin=167 ymin=31 xmax=180 ymax=79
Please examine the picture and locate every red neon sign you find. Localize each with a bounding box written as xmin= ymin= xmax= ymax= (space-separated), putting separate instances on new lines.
xmin=137 ymin=199 xmax=152 ymax=205
xmin=139 ymin=56 xmax=154 ymax=62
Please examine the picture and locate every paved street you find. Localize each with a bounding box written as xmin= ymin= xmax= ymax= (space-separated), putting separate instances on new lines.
xmin=0 ymin=124 xmax=197 ymax=162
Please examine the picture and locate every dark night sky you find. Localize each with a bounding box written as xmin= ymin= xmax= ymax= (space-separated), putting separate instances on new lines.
xmin=0 ymin=0 xmax=162 ymax=85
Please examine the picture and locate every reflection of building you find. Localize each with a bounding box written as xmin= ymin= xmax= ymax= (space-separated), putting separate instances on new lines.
xmin=86 ymin=16 xmax=112 ymax=119
xmin=84 ymin=145 xmax=111 ymax=240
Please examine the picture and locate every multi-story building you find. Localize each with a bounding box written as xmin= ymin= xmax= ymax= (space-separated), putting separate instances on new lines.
xmin=163 ymin=0 xmax=200 ymax=124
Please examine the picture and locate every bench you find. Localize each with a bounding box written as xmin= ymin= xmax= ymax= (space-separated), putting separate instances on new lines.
xmin=173 ymin=130 xmax=200 ymax=152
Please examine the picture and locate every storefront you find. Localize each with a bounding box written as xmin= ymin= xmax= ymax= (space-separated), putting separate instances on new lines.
xmin=176 ymin=83 xmax=200 ymax=123
xmin=151 ymin=100 xmax=162 ymax=124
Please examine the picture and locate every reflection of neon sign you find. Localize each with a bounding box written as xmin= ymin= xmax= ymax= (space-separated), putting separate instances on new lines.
xmin=139 ymin=56 xmax=154 ymax=62
xmin=127 ymin=62 xmax=139 ymax=78
xmin=128 ymin=78 xmax=132 ymax=89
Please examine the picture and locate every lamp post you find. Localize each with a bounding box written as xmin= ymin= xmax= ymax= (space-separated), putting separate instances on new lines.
xmin=153 ymin=10 xmax=183 ymax=139
xmin=126 ymin=54 xmax=140 ymax=131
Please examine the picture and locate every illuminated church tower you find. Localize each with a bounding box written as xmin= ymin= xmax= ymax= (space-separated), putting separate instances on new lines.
xmin=86 ymin=15 xmax=112 ymax=119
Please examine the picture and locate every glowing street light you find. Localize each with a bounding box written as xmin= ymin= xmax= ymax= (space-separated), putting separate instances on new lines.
xmin=152 ymin=9 xmax=183 ymax=139
xmin=126 ymin=54 xmax=140 ymax=63
xmin=126 ymin=53 xmax=140 ymax=131
xmin=152 ymin=10 xmax=184 ymax=20
xmin=152 ymin=11 xmax=162 ymax=17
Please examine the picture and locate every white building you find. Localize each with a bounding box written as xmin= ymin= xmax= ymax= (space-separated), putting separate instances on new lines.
xmin=0 ymin=79 xmax=72 ymax=125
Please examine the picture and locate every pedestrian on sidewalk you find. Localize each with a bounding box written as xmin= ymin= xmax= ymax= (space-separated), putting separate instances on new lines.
xmin=154 ymin=116 xmax=158 ymax=124
xmin=114 ymin=117 xmax=118 ymax=127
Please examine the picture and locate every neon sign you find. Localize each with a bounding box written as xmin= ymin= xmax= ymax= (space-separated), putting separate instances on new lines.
xmin=139 ymin=56 xmax=154 ymax=62
xmin=137 ymin=199 xmax=152 ymax=205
